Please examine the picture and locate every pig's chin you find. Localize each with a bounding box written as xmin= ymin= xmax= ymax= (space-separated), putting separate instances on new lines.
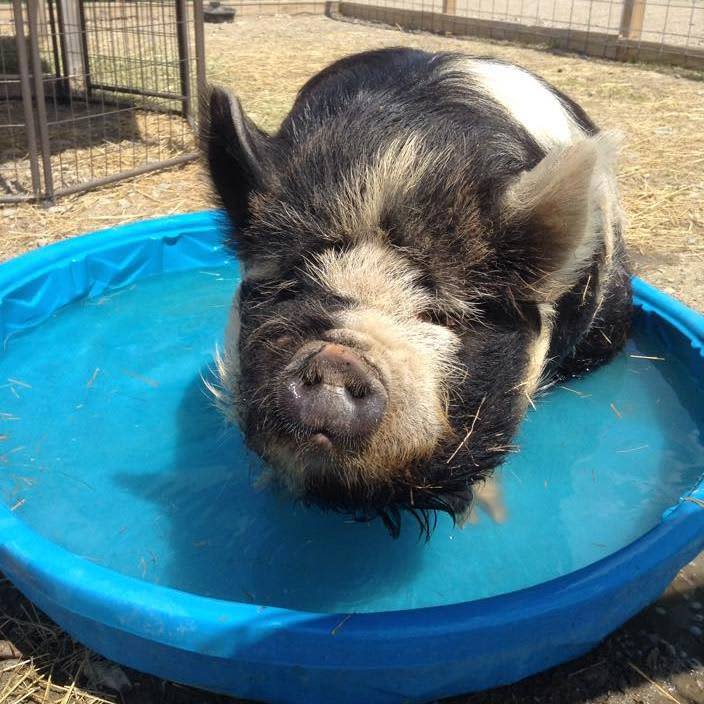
xmin=286 ymin=432 xmax=343 ymax=472
xmin=253 ymin=428 xmax=344 ymax=485
xmin=255 ymin=422 xmax=393 ymax=504
xmin=256 ymin=428 xmax=469 ymax=536
xmin=278 ymin=427 xmax=357 ymax=471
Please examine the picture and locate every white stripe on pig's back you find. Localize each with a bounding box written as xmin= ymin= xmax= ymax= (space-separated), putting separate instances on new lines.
xmin=457 ymin=59 xmax=585 ymax=150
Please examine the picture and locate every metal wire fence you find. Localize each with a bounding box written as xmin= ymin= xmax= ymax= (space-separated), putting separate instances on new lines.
xmin=216 ymin=0 xmax=704 ymax=69
xmin=1 ymin=0 xmax=701 ymax=204
xmin=330 ymin=0 xmax=704 ymax=68
xmin=1 ymin=0 xmax=205 ymax=203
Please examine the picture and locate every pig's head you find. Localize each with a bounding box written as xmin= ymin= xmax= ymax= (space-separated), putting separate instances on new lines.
xmin=203 ymin=87 xmax=617 ymax=535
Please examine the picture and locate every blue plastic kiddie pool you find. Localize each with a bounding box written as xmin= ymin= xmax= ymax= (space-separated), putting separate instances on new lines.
xmin=0 ymin=211 xmax=702 ymax=704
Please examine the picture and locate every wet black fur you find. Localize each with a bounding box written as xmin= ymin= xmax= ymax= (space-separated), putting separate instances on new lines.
xmin=203 ymin=48 xmax=632 ymax=537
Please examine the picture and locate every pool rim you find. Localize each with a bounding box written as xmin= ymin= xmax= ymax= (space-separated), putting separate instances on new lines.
xmin=0 ymin=209 xmax=702 ymax=664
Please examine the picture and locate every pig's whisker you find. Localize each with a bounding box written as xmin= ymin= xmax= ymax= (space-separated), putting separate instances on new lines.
xmin=446 ymin=396 xmax=486 ymax=464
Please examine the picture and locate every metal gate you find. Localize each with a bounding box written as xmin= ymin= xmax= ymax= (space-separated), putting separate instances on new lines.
xmin=1 ymin=0 xmax=206 ymax=203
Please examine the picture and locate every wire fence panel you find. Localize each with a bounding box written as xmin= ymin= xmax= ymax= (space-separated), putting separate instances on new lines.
xmin=0 ymin=0 xmax=204 ymax=203
xmin=1 ymin=0 xmax=40 ymax=199
xmin=201 ymin=0 xmax=703 ymax=67
xmin=1 ymin=0 xmax=701 ymax=204
xmin=331 ymin=0 xmax=704 ymax=70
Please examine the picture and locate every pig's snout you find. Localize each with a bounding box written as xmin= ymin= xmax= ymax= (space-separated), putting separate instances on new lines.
xmin=283 ymin=343 xmax=387 ymax=443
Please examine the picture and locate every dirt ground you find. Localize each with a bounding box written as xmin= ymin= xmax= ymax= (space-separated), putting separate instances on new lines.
xmin=0 ymin=12 xmax=703 ymax=704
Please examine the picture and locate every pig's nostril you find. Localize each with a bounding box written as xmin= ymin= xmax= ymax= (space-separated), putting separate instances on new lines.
xmin=347 ymin=384 xmax=369 ymax=400
xmin=301 ymin=368 xmax=322 ymax=387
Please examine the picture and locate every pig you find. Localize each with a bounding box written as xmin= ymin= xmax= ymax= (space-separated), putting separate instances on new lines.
xmin=202 ymin=48 xmax=632 ymax=536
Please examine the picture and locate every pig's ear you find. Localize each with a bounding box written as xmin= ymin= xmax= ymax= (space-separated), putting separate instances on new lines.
xmin=201 ymin=86 xmax=271 ymax=228
xmin=499 ymin=131 xmax=621 ymax=302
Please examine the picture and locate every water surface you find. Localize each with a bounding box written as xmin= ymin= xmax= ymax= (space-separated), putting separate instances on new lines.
xmin=0 ymin=267 xmax=702 ymax=613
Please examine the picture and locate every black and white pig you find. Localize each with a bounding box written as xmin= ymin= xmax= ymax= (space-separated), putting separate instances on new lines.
xmin=202 ymin=48 xmax=632 ymax=536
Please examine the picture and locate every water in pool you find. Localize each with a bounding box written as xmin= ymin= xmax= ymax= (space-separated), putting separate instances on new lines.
xmin=0 ymin=266 xmax=702 ymax=613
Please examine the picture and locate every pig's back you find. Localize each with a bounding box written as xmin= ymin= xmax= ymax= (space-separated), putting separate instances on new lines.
xmin=279 ymin=48 xmax=596 ymax=162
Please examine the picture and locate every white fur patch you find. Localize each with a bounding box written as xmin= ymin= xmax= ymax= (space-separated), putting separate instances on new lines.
xmin=330 ymin=135 xmax=456 ymax=239
xmin=307 ymin=243 xmax=464 ymax=474
xmin=450 ymin=59 xmax=583 ymax=150
xmin=307 ymin=241 xmax=434 ymax=318
xmin=206 ymin=288 xmax=242 ymax=425
xmin=522 ymin=303 xmax=555 ymax=406
xmin=337 ymin=306 xmax=462 ymax=474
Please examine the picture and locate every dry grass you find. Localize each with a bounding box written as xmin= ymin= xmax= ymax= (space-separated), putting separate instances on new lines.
xmin=0 ymin=577 xmax=237 ymax=704
xmin=0 ymin=13 xmax=703 ymax=704
xmin=0 ymin=577 xmax=121 ymax=704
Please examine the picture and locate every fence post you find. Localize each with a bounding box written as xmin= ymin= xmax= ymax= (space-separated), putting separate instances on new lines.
xmin=56 ymin=0 xmax=87 ymax=91
xmin=442 ymin=0 xmax=456 ymax=15
xmin=76 ymin=0 xmax=91 ymax=96
xmin=175 ymin=0 xmax=192 ymax=123
xmin=45 ymin=0 xmax=66 ymax=95
xmin=11 ymin=0 xmax=42 ymax=199
xmin=193 ymin=0 xmax=207 ymax=129
xmin=619 ymin=0 xmax=647 ymax=40
xmin=26 ymin=0 xmax=55 ymax=201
